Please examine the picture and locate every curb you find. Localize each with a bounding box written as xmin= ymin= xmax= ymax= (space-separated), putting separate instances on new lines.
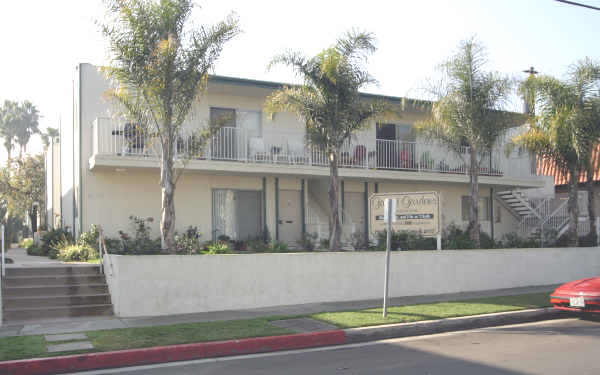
xmin=0 ymin=330 xmax=347 ymax=375
xmin=0 ymin=308 xmax=560 ymax=375
xmin=344 ymin=307 xmax=562 ymax=343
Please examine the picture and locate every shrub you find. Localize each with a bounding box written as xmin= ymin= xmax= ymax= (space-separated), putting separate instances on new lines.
xmin=271 ymin=241 xmax=289 ymax=253
xmin=319 ymin=238 xmax=329 ymax=250
xmin=41 ymin=229 xmax=74 ymax=257
xmin=206 ymin=241 xmax=230 ymax=254
xmin=113 ymin=216 xmax=161 ymax=255
xmin=500 ymin=232 xmax=539 ymax=248
xmin=26 ymin=244 xmax=44 ymax=256
xmin=246 ymin=238 xmax=271 ymax=252
xmin=175 ymin=226 xmax=202 ymax=255
xmin=20 ymin=238 xmax=34 ymax=249
xmin=78 ymin=225 xmax=100 ymax=251
xmin=350 ymin=231 xmax=369 ymax=251
xmin=297 ymin=232 xmax=317 ymax=251
xmin=442 ymin=224 xmax=476 ymax=250
xmin=57 ymin=244 xmax=98 ymax=262
xmin=376 ymin=230 xmax=436 ymax=251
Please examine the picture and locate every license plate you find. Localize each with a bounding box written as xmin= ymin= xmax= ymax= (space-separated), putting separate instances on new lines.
xmin=569 ymin=296 xmax=585 ymax=308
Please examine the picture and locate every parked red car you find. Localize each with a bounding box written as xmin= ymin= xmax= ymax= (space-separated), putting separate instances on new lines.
xmin=550 ymin=277 xmax=600 ymax=313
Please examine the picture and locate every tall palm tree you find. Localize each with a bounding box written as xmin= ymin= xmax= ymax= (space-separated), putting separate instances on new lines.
xmin=40 ymin=127 xmax=59 ymax=150
xmin=414 ymin=38 xmax=515 ymax=247
xmin=265 ymin=30 xmax=388 ymax=250
xmin=102 ymin=0 xmax=239 ymax=252
xmin=15 ymin=101 xmax=40 ymax=158
xmin=515 ymin=58 xmax=600 ymax=246
xmin=0 ymin=100 xmax=20 ymax=163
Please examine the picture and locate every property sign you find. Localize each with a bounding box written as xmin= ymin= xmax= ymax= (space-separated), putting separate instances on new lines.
xmin=369 ymin=191 xmax=441 ymax=237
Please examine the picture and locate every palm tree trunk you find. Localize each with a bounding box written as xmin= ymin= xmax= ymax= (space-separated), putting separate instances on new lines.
xmin=469 ymin=147 xmax=480 ymax=247
xmin=328 ymin=151 xmax=342 ymax=251
xmin=160 ymin=139 xmax=176 ymax=254
xmin=566 ymin=168 xmax=580 ymax=247
xmin=586 ymin=174 xmax=597 ymax=245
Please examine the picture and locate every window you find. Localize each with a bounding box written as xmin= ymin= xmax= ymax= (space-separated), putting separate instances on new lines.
xmin=461 ymin=196 xmax=491 ymax=221
xmin=376 ymin=123 xmax=415 ymax=142
xmin=210 ymin=107 xmax=235 ymax=128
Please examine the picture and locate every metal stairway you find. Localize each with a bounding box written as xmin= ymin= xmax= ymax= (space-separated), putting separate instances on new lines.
xmin=496 ymin=189 xmax=588 ymax=241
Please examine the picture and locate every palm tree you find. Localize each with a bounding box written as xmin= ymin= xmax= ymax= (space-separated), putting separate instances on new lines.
xmin=414 ymin=38 xmax=515 ymax=247
xmin=15 ymin=101 xmax=40 ymax=158
xmin=102 ymin=0 xmax=239 ymax=253
xmin=515 ymin=58 xmax=600 ymax=246
xmin=265 ymin=30 xmax=388 ymax=250
xmin=40 ymin=127 xmax=59 ymax=150
xmin=0 ymin=100 xmax=20 ymax=163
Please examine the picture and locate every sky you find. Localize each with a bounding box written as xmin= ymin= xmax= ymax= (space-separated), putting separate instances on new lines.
xmin=0 ymin=0 xmax=599 ymax=162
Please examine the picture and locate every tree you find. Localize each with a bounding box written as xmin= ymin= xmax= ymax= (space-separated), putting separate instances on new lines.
xmin=40 ymin=127 xmax=59 ymax=150
xmin=0 ymin=100 xmax=20 ymax=163
xmin=516 ymin=59 xmax=600 ymax=246
xmin=0 ymin=155 xmax=45 ymax=235
xmin=14 ymin=101 xmax=40 ymax=159
xmin=265 ymin=30 xmax=388 ymax=250
xmin=102 ymin=0 xmax=240 ymax=253
xmin=414 ymin=38 xmax=515 ymax=247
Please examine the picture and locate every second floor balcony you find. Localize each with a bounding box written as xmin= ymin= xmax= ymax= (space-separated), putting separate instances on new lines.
xmin=90 ymin=118 xmax=543 ymax=185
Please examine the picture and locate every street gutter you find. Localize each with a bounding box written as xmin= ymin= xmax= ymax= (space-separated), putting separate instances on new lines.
xmin=0 ymin=307 xmax=562 ymax=375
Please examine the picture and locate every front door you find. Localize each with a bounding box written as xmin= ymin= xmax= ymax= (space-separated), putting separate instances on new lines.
xmin=278 ymin=190 xmax=302 ymax=246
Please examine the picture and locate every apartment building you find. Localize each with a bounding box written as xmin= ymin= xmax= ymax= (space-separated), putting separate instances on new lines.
xmin=45 ymin=63 xmax=552 ymax=246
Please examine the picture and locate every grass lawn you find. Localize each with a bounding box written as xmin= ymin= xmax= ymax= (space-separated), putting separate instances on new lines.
xmin=310 ymin=293 xmax=552 ymax=328
xmin=0 ymin=292 xmax=551 ymax=362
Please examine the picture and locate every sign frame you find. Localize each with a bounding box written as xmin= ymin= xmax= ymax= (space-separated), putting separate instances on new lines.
xmin=369 ymin=191 xmax=442 ymax=238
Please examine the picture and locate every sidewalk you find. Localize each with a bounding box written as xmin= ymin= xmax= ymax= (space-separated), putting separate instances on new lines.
xmin=0 ymin=284 xmax=557 ymax=338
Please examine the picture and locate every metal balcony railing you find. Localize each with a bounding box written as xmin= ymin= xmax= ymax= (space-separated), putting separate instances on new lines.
xmin=92 ymin=118 xmax=539 ymax=179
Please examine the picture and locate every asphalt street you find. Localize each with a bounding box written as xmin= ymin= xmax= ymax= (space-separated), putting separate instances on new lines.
xmin=74 ymin=317 xmax=600 ymax=375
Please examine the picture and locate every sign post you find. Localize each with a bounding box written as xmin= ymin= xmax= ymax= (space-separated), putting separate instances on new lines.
xmin=382 ymin=198 xmax=396 ymax=318
xmin=369 ymin=192 xmax=442 ymax=317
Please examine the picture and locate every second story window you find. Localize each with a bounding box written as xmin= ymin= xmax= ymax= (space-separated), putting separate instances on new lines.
xmin=210 ymin=107 xmax=261 ymax=137
xmin=210 ymin=107 xmax=236 ymax=128
xmin=376 ymin=123 xmax=415 ymax=142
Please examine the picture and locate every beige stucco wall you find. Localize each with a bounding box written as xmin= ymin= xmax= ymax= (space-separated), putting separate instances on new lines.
xmin=84 ymin=168 xmax=306 ymax=241
xmin=106 ymin=246 xmax=600 ymax=317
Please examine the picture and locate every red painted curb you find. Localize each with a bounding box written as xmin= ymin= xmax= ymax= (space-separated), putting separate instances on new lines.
xmin=0 ymin=330 xmax=347 ymax=375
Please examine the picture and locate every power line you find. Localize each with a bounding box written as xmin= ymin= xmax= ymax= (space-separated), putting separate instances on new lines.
xmin=555 ymin=0 xmax=600 ymax=11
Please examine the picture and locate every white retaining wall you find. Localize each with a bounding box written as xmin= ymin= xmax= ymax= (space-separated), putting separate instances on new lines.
xmin=105 ymin=247 xmax=600 ymax=317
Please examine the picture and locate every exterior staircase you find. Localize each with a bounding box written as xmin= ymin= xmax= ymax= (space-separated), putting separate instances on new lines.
xmin=2 ymin=265 xmax=113 ymax=322
xmin=496 ymin=189 xmax=588 ymax=242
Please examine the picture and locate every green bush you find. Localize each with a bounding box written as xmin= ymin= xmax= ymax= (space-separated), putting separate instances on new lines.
xmin=500 ymin=232 xmax=539 ymax=248
xmin=175 ymin=226 xmax=202 ymax=255
xmin=40 ymin=229 xmax=73 ymax=257
xmin=78 ymin=225 xmax=100 ymax=250
xmin=57 ymin=244 xmax=98 ymax=262
xmin=205 ymin=241 xmax=230 ymax=254
xmin=26 ymin=244 xmax=44 ymax=256
xmin=20 ymin=238 xmax=34 ymax=249
xmin=376 ymin=230 xmax=437 ymax=251
xmin=111 ymin=216 xmax=161 ymax=255
xmin=297 ymin=232 xmax=317 ymax=251
xmin=271 ymin=241 xmax=290 ymax=253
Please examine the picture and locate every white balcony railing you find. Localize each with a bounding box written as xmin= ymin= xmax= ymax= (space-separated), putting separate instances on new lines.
xmin=92 ymin=119 xmax=538 ymax=179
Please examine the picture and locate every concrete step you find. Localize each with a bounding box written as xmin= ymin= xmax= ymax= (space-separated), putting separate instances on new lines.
xmin=5 ymin=266 xmax=100 ymax=277
xmin=3 ymin=274 xmax=105 ymax=287
xmin=3 ymin=304 xmax=113 ymax=321
xmin=3 ymin=294 xmax=111 ymax=309
xmin=2 ymin=284 xmax=109 ymax=298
